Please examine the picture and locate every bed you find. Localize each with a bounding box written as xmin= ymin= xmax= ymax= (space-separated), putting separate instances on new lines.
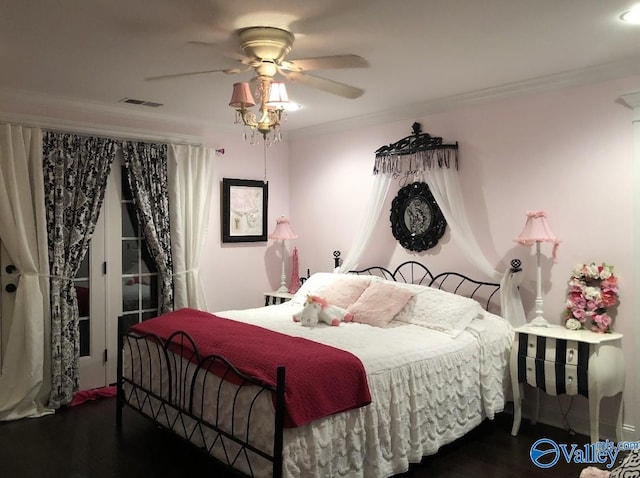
xmin=116 ymin=261 xmax=519 ymax=478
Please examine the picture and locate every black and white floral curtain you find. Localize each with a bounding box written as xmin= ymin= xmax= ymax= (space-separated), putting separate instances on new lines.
xmin=43 ymin=132 xmax=117 ymax=408
xmin=122 ymin=141 xmax=174 ymax=314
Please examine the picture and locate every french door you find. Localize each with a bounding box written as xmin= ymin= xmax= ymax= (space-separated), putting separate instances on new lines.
xmin=79 ymin=153 xmax=160 ymax=388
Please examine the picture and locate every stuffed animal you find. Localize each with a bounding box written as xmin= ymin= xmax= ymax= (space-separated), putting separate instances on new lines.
xmin=293 ymin=295 xmax=353 ymax=327
xmin=293 ymin=296 xmax=322 ymax=327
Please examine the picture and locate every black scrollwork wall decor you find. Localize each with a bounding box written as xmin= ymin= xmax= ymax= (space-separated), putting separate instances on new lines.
xmin=390 ymin=182 xmax=446 ymax=252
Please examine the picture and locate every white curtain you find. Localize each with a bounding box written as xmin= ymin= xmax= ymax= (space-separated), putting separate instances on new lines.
xmin=0 ymin=124 xmax=52 ymax=420
xmin=168 ymin=144 xmax=215 ymax=310
xmin=421 ymin=166 xmax=525 ymax=326
xmin=336 ymin=172 xmax=392 ymax=273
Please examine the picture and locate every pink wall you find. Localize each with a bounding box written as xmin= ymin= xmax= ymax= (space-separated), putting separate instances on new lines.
xmin=198 ymin=134 xmax=291 ymax=312
xmin=289 ymin=76 xmax=639 ymax=432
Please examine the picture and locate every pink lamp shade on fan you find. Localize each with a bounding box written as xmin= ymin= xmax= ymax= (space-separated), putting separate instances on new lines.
xmin=515 ymin=210 xmax=560 ymax=262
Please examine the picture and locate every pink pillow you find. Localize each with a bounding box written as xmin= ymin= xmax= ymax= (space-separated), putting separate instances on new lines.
xmin=319 ymin=276 xmax=372 ymax=309
xmin=347 ymin=282 xmax=415 ymax=328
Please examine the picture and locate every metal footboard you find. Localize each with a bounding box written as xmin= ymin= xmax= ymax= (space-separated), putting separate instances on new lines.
xmin=116 ymin=316 xmax=285 ymax=478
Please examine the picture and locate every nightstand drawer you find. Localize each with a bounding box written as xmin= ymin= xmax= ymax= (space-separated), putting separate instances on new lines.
xmin=517 ymin=333 xmax=589 ymax=397
xmin=522 ymin=356 xmax=585 ymax=396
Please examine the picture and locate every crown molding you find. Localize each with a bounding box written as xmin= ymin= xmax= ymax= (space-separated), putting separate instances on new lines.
xmin=0 ymin=86 xmax=239 ymax=141
xmin=289 ymin=54 xmax=640 ymax=140
xmin=0 ymin=111 xmax=207 ymax=145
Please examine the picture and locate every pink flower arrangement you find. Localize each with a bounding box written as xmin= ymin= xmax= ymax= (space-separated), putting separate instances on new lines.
xmin=565 ymin=263 xmax=619 ymax=333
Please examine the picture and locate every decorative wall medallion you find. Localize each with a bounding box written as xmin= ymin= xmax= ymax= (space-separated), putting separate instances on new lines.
xmin=390 ymin=182 xmax=446 ymax=252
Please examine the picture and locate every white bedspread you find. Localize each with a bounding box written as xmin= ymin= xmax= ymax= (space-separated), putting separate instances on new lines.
xmin=216 ymin=301 xmax=514 ymax=478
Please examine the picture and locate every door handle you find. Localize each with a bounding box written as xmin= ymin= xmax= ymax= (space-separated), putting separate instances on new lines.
xmin=5 ymin=283 xmax=17 ymax=293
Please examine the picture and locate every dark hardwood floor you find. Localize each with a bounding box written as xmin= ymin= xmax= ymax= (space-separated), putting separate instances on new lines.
xmin=0 ymin=398 xmax=601 ymax=477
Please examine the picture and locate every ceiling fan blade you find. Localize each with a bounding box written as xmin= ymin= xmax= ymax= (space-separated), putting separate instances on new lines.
xmin=144 ymin=67 xmax=244 ymax=81
xmin=281 ymin=54 xmax=368 ymax=72
xmin=281 ymin=70 xmax=364 ymax=99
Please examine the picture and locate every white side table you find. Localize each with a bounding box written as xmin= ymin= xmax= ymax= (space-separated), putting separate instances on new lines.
xmin=510 ymin=324 xmax=624 ymax=443
xmin=264 ymin=291 xmax=294 ymax=306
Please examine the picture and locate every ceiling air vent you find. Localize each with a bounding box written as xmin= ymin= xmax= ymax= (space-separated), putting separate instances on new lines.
xmin=119 ymin=97 xmax=163 ymax=108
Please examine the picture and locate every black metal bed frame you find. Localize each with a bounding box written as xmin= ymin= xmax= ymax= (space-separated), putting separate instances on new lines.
xmin=350 ymin=259 xmax=522 ymax=313
xmin=116 ymin=259 xmax=520 ymax=477
xmin=116 ymin=319 xmax=286 ymax=478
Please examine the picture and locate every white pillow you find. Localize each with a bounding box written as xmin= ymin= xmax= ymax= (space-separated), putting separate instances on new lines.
xmin=392 ymin=282 xmax=484 ymax=337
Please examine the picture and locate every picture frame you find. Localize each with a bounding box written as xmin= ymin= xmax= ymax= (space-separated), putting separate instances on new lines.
xmin=390 ymin=181 xmax=446 ymax=252
xmin=222 ymin=178 xmax=269 ymax=243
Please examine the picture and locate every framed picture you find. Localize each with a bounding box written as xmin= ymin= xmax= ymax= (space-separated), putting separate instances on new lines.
xmin=222 ymin=178 xmax=269 ymax=243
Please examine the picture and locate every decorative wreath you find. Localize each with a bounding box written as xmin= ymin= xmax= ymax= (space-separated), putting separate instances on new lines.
xmin=564 ymin=263 xmax=619 ymax=333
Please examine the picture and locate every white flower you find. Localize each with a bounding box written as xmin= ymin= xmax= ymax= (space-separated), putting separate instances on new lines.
xmin=587 ymin=263 xmax=599 ymax=278
xmin=584 ymin=286 xmax=601 ymax=300
xmin=566 ymin=318 xmax=582 ymax=330
xmin=599 ymin=264 xmax=612 ymax=280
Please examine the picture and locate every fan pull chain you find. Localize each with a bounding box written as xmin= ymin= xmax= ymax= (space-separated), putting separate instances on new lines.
xmin=263 ymin=140 xmax=268 ymax=183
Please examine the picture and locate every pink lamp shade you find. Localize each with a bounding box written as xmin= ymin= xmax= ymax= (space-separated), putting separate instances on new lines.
xmin=266 ymin=82 xmax=290 ymax=110
xmin=515 ymin=210 xmax=560 ymax=261
xmin=229 ymin=82 xmax=255 ymax=108
xmin=269 ymin=216 xmax=298 ymax=241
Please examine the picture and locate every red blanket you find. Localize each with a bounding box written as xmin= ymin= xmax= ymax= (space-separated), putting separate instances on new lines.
xmin=129 ymin=308 xmax=371 ymax=428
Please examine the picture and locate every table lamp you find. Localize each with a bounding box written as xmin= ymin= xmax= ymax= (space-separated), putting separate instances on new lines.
xmin=269 ymin=216 xmax=298 ymax=293
xmin=515 ymin=210 xmax=560 ymax=327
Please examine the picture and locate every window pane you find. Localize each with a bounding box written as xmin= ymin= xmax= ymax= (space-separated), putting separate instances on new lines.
xmin=121 ymin=202 xmax=139 ymax=238
xmin=79 ymin=318 xmax=90 ymax=357
xmin=122 ymin=240 xmax=139 ymax=274
xmin=75 ymin=280 xmax=90 ymax=318
xmin=121 ymin=314 xmax=140 ymax=331
xmin=76 ymin=254 xmax=89 ymax=279
xmin=122 ymin=278 xmax=139 ymax=312
xmin=141 ymin=241 xmax=158 ymax=273
xmin=142 ymin=311 xmax=158 ymax=322
xmin=141 ymin=275 xmax=158 ymax=310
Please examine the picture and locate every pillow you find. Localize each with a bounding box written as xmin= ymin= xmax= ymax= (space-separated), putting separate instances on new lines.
xmin=394 ymin=284 xmax=484 ymax=337
xmin=317 ymin=275 xmax=372 ymax=309
xmin=347 ymin=281 xmax=415 ymax=328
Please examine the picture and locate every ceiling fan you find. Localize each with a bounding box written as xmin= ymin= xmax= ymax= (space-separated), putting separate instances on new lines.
xmin=145 ymin=26 xmax=368 ymax=99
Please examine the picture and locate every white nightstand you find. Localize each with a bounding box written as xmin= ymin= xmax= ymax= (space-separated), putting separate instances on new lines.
xmin=510 ymin=324 xmax=624 ymax=443
xmin=264 ymin=291 xmax=294 ymax=306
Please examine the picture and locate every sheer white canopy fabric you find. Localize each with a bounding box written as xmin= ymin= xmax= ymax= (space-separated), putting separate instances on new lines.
xmin=421 ymin=167 xmax=525 ymax=326
xmin=0 ymin=124 xmax=52 ymax=420
xmin=335 ymin=173 xmax=392 ymax=273
xmin=336 ymin=149 xmax=525 ymax=326
xmin=168 ymin=144 xmax=215 ymax=311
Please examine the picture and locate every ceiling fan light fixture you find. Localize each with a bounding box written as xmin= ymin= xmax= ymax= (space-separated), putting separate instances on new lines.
xmin=266 ymin=82 xmax=290 ymax=109
xmin=620 ymin=5 xmax=640 ymax=23
xmin=230 ymin=77 xmax=287 ymax=146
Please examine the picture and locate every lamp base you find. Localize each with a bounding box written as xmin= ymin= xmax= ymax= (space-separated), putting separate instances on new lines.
xmin=276 ymin=284 xmax=288 ymax=293
xmin=529 ymin=316 xmax=550 ymax=327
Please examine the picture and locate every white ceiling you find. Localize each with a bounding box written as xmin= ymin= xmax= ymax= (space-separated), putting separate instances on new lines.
xmin=2 ymin=0 xmax=640 ymax=135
